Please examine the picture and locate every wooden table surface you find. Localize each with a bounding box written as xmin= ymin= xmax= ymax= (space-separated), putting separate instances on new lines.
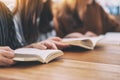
xmin=62 ymin=46 xmax=120 ymax=65
xmin=0 ymin=45 xmax=120 ymax=80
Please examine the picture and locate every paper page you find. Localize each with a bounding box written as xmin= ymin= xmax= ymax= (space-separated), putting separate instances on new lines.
xmin=62 ymin=35 xmax=104 ymax=49
xmin=14 ymin=48 xmax=62 ymax=61
xmin=98 ymin=32 xmax=120 ymax=46
xmin=88 ymin=35 xmax=104 ymax=47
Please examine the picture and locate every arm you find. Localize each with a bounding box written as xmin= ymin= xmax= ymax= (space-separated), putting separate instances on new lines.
xmin=99 ymin=4 xmax=120 ymax=32
xmin=0 ymin=1 xmax=22 ymax=50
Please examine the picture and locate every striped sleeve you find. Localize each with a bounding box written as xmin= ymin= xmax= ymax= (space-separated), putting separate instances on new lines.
xmin=0 ymin=1 xmax=22 ymax=49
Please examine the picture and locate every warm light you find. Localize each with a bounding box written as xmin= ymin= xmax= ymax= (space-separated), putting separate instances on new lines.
xmin=0 ymin=0 xmax=16 ymax=10
xmin=1 ymin=0 xmax=16 ymax=5
xmin=52 ymin=0 xmax=64 ymax=3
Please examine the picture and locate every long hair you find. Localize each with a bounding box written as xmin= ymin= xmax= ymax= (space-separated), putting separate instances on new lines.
xmin=39 ymin=0 xmax=53 ymax=33
xmin=56 ymin=0 xmax=84 ymax=28
xmin=59 ymin=0 xmax=94 ymax=20
xmin=76 ymin=0 xmax=95 ymax=20
xmin=13 ymin=0 xmax=43 ymax=44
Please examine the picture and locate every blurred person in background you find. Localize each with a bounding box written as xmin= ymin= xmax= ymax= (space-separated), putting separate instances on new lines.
xmin=13 ymin=0 xmax=68 ymax=49
xmin=53 ymin=0 xmax=120 ymax=38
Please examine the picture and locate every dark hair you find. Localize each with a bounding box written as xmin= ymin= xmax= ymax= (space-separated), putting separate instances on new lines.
xmin=13 ymin=0 xmax=44 ymax=44
xmin=57 ymin=0 xmax=84 ymax=28
xmin=39 ymin=0 xmax=53 ymax=33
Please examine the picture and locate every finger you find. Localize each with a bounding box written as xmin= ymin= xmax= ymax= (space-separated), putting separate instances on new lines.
xmin=0 ymin=62 xmax=9 ymax=66
xmin=0 ymin=56 xmax=14 ymax=66
xmin=51 ymin=41 xmax=70 ymax=49
xmin=43 ymin=41 xmax=58 ymax=49
xmin=48 ymin=37 xmax=62 ymax=41
xmin=36 ymin=45 xmax=47 ymax=50
xmin=0 ymin=46 xmax=14 ymax=52
xmin=0 ymin=62 xmax=14 ymax=67
xmin=31 ymin=43 xmax=47 ymax=50
xmin=0 ymin=50 xmax=14 ymax=59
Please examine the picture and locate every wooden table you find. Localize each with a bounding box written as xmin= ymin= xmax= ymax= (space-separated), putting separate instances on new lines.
xmin=0 ymin=45 xmax=120 ymax=80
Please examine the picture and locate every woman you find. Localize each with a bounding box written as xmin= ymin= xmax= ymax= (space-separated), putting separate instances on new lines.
xmin=53 ymin=0 xmax=120 ymax=38
xmin=13 ymin=0 xmax=44 ymax=45
xmin=13 ymin=0 xmax=67 ymax=49
xmin=0 ymin=1 xmax=22 ymax=66
xmin=0 ymin=1 xmax=68 ymax=66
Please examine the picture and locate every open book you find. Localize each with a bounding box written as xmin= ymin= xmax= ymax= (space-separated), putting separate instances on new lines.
xmin=62 ymin=35 xmax=104 ymax=50
xmin=97 ymin=32 xmax=120 ymax=46
xmin=14 ymin=48 xmax=64 ymax=63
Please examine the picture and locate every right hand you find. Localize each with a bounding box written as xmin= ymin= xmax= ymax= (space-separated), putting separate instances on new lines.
xmin=64 ymin=32 xmax=84 ymax=38
xmin=27 ymin=37 xmax=70 ymax=50
xmin=48 ymin=37 xmax=70 ymax=49
xmin=85 ymin=31 xmax=97 ymax=37
xmin=26 ymin=40 xmax=58 ymax=50
xmin=0 ymin=46 xmax=15 ymax=66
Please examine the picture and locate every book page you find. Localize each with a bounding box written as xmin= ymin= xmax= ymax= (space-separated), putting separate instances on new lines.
xmin=98 ymin=32 xmax=120 ymax=46
xmin=14 ymin=48 xmax=63 ymax=63
xmin=87 ymin=35 xmax=104 ymax=47
xmin=62 ymin=35 xmax=104 ymax=49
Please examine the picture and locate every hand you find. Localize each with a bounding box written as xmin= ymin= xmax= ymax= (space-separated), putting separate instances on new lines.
xmin=64 ymin=32 xmax=84 ymax=38
xmin=48 ymin=37 xmax=70 ymax=49
xmin=0 ymin=46 xmax=15 ymax=66
xmin=26 ymin=40 xmax=58 ymax=50
xmin=85 ymin=31 xmax=97 ymax=37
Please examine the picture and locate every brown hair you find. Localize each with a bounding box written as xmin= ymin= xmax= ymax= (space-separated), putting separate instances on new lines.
xmin=58 ymin=0 xmax=94 ymax=20
xmin=13 ymin=0 xmax=43 ymax=44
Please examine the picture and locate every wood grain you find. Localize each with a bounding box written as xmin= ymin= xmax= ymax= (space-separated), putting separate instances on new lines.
xmin=0 ymin=59 xmax=120 ymax=80
xmin=0 ymin=45 xmax=120 ymax=80
xmin=62 ymin=46 xmax=120 ymax=65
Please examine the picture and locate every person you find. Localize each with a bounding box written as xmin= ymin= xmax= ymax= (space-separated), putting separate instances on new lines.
xmin=0 ymin=1 xmax=22 ymax=66
xmin=13 ymin=0 xmax=67 ymax=49
xmin=53 ymin=0 xmax=120 ymax=38
xmin=0 ymin=1 xmax=68 ymax=66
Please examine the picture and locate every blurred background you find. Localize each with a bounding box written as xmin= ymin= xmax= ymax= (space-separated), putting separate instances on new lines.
xmin=1 ymin=0 xmax=120 ymax=15
xmin=0 ymin=0 xmax=120 ymax=41
xmin=97 ymin=0 xmax=120 ymax=15
xmin=1 ymin=0 xmax=120 ymax=23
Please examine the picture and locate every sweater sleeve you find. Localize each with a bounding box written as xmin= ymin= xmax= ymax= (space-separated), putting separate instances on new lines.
xmin=99 ymin=4 xmax=120 ymax=33
xmin=0 ymin=1 xmax=22 ymax=49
